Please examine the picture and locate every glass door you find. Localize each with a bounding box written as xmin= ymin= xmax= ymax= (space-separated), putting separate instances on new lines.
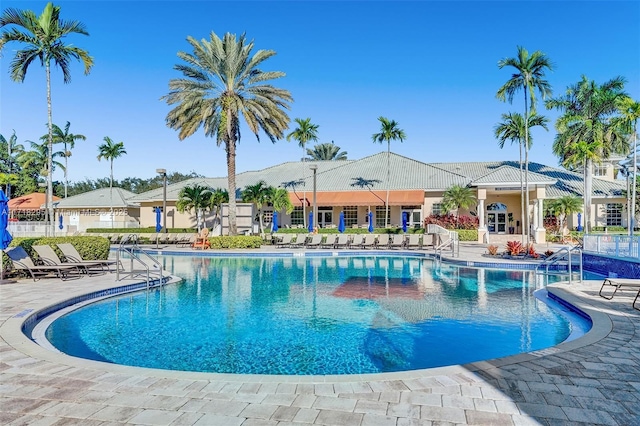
xmin=487 ymin=213 xmax=496 ymax=233
xmin=496 ymin=213 xmax=507 ymax=234
xmin=317 ymin=209 xmax=333 ymax=228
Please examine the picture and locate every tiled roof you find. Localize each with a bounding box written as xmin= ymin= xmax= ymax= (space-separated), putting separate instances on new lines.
xmin=471 ymin=165 xmax=556 ymax=185
xmin=53 ymin=187 xmax=139 ymax=208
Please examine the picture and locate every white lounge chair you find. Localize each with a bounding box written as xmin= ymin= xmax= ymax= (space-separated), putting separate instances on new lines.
xmin=599 ymin=278 xmax=640 ymax=310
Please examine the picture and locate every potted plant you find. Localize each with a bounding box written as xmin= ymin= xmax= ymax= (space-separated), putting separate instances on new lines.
xmin=508 ymin=213 xmax=515 ymax=234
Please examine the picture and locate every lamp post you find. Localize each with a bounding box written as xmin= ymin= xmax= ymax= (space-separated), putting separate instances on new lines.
xmin=309 ymin=164 xmax=318 ymax=231
xmin=156 ymin=169 xmax=167 ymax=233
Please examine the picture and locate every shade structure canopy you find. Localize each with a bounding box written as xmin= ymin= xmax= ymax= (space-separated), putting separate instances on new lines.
xmin=155 ymin=207 xmax=162 ymax=232
xmin=402 ymin=212 xmax=408 ymax=233
xmin=272 ymin=211 xmax=279 ymax=232
xmin=308 ymin=212 xmax=314 ymax=232
xmin=368 ymin=211 xmax=374 ymax=233
xmin=338 ymin=211 xmax=345 ymax=233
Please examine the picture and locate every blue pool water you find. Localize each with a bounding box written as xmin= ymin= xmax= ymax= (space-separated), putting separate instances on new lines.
xmin=44 ymin=256 xmax=591 ymax=375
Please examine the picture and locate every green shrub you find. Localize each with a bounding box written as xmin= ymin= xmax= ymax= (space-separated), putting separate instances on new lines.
xmin=208 ymin=236 xmax=262 ymax=249
xmin=8 ymin=236 xmax=111 ymax=262
xmin=455 ymin=229 xmax=478 ymax=241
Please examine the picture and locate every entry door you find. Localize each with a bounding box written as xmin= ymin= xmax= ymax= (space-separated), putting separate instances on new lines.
xmin=487 ymin=212 xmax=507 ymax=234
xmin=402 ymin=210 xmax=421 ymax=228
xmin=317 ymin=209 xmax=333 ymax=228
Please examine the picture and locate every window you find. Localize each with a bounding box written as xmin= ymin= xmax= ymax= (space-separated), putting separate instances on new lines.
xmin=606 ymin=203 xmax=622 ymax=226
xmin=431 ymin=203 xmax=443 ymax=215
xmin=594 ymin=166 xmax=608 ymax=177
xmin=290 ymin=207 xmax=304 ymax=226
xmin=375 ymin=206 xmax=389 ymax=228
xmin=263 ymin=210 xmax=273 ymax=224
xmin=343 ymin=206 xmax=357 ymax=227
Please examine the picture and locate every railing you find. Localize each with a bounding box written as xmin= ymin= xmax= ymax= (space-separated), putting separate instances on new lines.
xmin=428 ymin=224 xmax=459 ymax=258
xmin=535 ymin=245 xmax=583 ymax=284
xmin=583 ymin=234 xmax=640 ymax=259
xmin=116 ymin=234 xmax=163 ymax=289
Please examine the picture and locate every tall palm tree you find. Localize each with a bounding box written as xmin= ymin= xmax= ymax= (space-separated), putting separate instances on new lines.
xmin=269 ymin=187 xmax=294 ymax=215
xmin=0 ymin=131 xmax=25 ymax=198
xmin=497 ymin=46 xmax=553 ymax=245
xmin=177 ymin=184 xmax=212 ymax=231
xmin=546 ymin=76 xmax=629 ymax=233
xmin=494 ymin=112 xmax=549 ymax=242
xmin=241 ymin=180 xmax=272 ymax=233
xmin=97 ymin=137 xmax=127 ymax=228
xmin=441 ymin=184 xmax=477 ymax=226
xmin=50 ymin=121 xmax=86 ymax=198
xmin=306 ymin=142 xmax=348 ymax=161
xmin=0 ymin=2 xmax=93 ymax=235
xmin=164 ymin=31 xmax=293 ymax=236
xmin=372 ymin=117 xmax=406 ymax=228
xmin=287 ymin=118 xmax=319 ymax=228
xmin=615 ymin=97 xmax=640 ymax=234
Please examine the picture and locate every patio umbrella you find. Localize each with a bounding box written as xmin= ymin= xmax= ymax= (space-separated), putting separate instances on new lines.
xmin=58 ymin=214 xmax=64 ymax=230
xmin=272 ymin=211 xmax=278 ymax=232
xmin=368 ymin=211 xmax=374 ymax=233
xmin=0 ymin=189 xmax=14 ymax=283
xmin=155 ymin=207 xmax=162 ymax=232
xmin=308 ymin=211 xmax=314 ymax=232
xmin=338 ymin=211 xmax=345 ymax=233
xmin=402 ymin=212 xmax=408 ymax=233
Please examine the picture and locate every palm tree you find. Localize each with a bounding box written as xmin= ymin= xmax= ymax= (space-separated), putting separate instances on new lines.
xmin=50 ymin=122 xmax=86 ymax=198
xmin=497 ymin=46 xmax=553 ymax=244
xmin=548 ymin=195 xmax=583 ymax=242
xmin=441 ymin=184 xmax=477 ymax=226
xmin=176 ymin=184 xmax=212 ymax=231
xmin=208 ymin=188 xmax=229 ymax=231
xmin=287 ymin=118 xmax=319 ymax=228
xmin=0 ymin=131 xmax=25 ymax=198
xmin=164 ymin=31 xmax=293 ymax=236
xmin=372 ymin=117 xmax=406 ymax=228
xmin=615 ymin=97 xmax=640 ymax=234
xmin=494 ymin=112 xmax=549 ymax=242
xmin=306 ymin=142 xmax=348 ymax=161
xmin=546 ymin=76 xmax=629 ymax=233
xmin=241 ymin=180 xmax=272 ymax=233
xmin=97 ymin=137 xmax=127 ymax=228
xmin=269 ymin=187 xmax=294 ymax=215
xmin=17 ymin=139 xmax=65 ymax=180
xmin=0 ymin=2 xmax=93 ymax=235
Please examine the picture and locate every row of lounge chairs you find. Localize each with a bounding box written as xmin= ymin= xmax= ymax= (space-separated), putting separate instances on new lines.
xmin=77 ymin=232 xmax=197 ymax=247
xmin=4 ymin=244 xmax=121 ymax=281
xmin=273 ymin=233 xmax=425 ymax=249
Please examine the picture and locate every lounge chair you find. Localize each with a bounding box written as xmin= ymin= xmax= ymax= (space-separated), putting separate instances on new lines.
xmin=5 ymin=246 xmax=81 ymax=281
xmin=274 ymin=234 xmax=292 ymax=248
xmin=350 ymin=234 xmax=364 ymax=249
xmin=376 ymin=234 xmax=390 ymax=249
xmin=193 ymin=228 xmax=210 ymax=250
xmin=177 ymin=234 xmax=195 ymax=247
xmin=32 ymin=245 xmax=105 ymax=275
xmin=389 ymin=234 xmax=406 ymax=249
xmin=322 ymin=234 xmax=338 ymax=249
xmin=289 ymin=234 xmax=308 ymax=248
xmin=306 ymin=234 xmax=323 ymax=248
xmin=334 ymin=234 xmax=349 ymax=249
xmin=361 ymin=234 xmax=377 ymax=249
xmin=599 ymin=278 xmax=640 ymax=310
xmin=406 ymin=234 xmax=423 ymax=250
xmin=57 ymin=243 xmax=122 ymax=271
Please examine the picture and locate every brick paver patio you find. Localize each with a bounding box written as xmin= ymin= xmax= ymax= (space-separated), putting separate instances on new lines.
xmin=1 ymin=245 xmax=638 ymax=425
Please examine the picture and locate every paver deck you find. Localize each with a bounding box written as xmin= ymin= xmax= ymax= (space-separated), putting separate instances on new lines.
xmin=1 ymin=243 xmax=638 ymax=425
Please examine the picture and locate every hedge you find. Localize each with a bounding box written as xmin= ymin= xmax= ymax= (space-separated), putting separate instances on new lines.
xmin=455 ymin=229 xmax=478 ymax=241
xmin=208 ymin=236 xmax=263 ymax=249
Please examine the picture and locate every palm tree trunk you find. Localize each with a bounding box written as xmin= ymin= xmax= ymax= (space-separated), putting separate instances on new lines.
xmin=385 ymin=140 xmax=390 ymax=228
xmin=631 ymin=126 xmax=638 ymax=235
xmin=302 ymin=146 xmax=306 ymax=229
xmin=227 ymin=138 xmax=237 ymax=236
xmin=110 ymin=159 xmax=114 ymax=229
xmin=64 ymin=144 xmax=68 ymax=198
xmin=519 ymin=139 xmax=524 ymax=243
xmin=585 ymin=159 xmax=593 ymax=234
xmin=46 ymin=61 xmax=55 ymax=237
xmin=524 ymin=91 xmax=530 ymax=247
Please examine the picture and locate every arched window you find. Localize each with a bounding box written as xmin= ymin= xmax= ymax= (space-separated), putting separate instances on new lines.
xmin=486 ymin=202 xmax=507 ymax=211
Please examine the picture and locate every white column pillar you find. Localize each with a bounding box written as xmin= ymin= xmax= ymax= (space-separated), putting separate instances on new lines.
xmin=478 ymin=198 xmax=486 ymax=229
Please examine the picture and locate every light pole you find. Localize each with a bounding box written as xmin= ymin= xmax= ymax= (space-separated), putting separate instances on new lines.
xmin=309 ymin=164 xmax=318 ymax=231
xmin=156 ymin=169 xmax=167 ymax=233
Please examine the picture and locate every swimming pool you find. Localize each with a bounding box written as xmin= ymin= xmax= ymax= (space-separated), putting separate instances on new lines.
xmin=43 ymin=255 xmax=591 ymax=375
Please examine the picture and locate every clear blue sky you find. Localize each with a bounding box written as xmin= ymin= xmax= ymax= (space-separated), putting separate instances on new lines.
xmin=1 ymin=1 xmax=639 ymax=184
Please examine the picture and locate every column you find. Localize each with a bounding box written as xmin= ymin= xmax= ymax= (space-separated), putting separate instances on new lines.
xmin=476 ymin=188 xmax=487 ymax=243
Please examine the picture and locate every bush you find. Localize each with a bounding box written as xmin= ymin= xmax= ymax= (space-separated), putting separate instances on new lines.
xmin=506 ymin=240 xmax=524 ymax=256
xmin=457 ymin=229 xmax=478 ymax=241
xmin=487 ymin=245 xmax=499 ymax=255
xmin=208 ymin=236 xmax=263 ymax=249
xmin=424 ymin=214 xmax=478 ymax=230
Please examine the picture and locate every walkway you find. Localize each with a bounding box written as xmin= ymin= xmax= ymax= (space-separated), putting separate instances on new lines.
xmin=1 ymin=244 xmax=638 ymax=425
